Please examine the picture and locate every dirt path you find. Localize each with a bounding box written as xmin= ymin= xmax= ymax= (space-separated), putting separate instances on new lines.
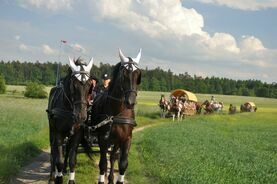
xmin=11 ymin=124 xmax=155 ymax=184
xmin=10 ymin=149 xmax=51 ymax=184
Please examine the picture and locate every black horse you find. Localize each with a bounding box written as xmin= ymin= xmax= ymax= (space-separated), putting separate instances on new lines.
xmin=47 ymin=57 xmax=93 ymax=184
xmin=89 ymin=49 xmax=141 ymax=184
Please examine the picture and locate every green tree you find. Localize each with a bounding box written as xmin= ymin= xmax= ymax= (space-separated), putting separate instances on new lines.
xmin=0 ymin=74 xmax=6 ymax=94
xmin=24 ymin=82 xmax=47 ymax=98
xmin=241 ymin=88 xmax=250 ymax=96
xmin=256 ymin=87 xmax=269 ymax=97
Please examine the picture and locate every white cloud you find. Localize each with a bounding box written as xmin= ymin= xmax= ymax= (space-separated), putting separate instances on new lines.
xmin=18 ymin=0 xmax=74 ymax=11
xmin=14 ymin=35 xmax=20 ymax=40
xmin=19 ymin=43 xmax=29 ymax=51
xmin=46 ymin=0 xmax=276 ymax=82
xmin=89 ymin=0 xmax=206 ymax=38
xmin=88 ymin=0 xmax=245 ymax=56
xmin=204 ymin=33 xmax=240 ymax=54
xmin=68 ymin=43 xmax=86 ymax=53
xmin=240 ymin=36 xmax=266 ymax=52
xmin=8 ymin=0 xmax=277 ymax=82
xmin=193 ymin=0 xmax=277 ymax=11
xmin=42 ymin=44 xmax=56 ymax=55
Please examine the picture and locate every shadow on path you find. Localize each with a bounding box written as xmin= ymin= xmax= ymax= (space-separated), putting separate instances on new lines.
xmin=10 ymin=149 xmax=50 ymax=184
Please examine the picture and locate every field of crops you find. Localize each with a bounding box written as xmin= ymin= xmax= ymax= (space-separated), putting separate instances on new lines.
xmin=0 ymin=85 xmax=276 ymax=183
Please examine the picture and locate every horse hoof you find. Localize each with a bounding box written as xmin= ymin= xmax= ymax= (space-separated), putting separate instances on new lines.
xmin=55 ymin=176 xmax=63 ymax=184
xmin=116 ymin=182 xmax=124 ymax=184
xmin=68 ymin=180 xmax=75 ymax=184
xmin=98 ymin=182 xmax=104 ymax=184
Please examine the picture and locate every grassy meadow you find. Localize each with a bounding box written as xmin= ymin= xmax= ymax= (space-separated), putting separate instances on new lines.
xmin=0 ymin=85 xmax=276 ymax=183
xmin=127 ymin=92 xmax=277 ymax=184
xmin=0 ymin=86 xmax=50 ymax=182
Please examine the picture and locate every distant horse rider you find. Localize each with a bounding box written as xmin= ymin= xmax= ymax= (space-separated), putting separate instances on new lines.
xmin=228 ymin=104 xmax=236 ymax=114
xmin=211 ymin=95 xmax=216 ymax=104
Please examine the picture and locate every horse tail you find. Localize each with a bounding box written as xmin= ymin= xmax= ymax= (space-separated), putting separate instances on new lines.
xmin=80 ymin=137 xmax=93 ymax=160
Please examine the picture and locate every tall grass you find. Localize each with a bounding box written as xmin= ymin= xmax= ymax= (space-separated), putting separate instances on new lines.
xmin=0 ymin=95 xmax=49 ymax=182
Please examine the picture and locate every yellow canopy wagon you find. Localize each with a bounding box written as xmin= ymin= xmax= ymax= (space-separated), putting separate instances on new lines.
xmin=170 ymin=89 xmax=198 ymax=116
xmin=240 ymin=102 xmax=257 ymax=112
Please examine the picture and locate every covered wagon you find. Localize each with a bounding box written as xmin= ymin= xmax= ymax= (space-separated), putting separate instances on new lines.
xmin=170 ymin=89 xmax=198 ymax=116
xmin=240 ymin=102 xmax=257 ymax=112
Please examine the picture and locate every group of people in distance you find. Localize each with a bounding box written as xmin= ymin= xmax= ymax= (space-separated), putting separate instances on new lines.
xmin=87 ymin=73 xmax=111 ymax=105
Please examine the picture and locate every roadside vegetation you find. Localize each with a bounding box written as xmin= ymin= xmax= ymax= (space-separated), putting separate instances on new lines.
xmin=0 ymin=92 xmax=49 ymax=182
xmin=24 ymin=82 xmax=48 ymax=98
xmin=0 ymin=74 xmax=6 ymax=94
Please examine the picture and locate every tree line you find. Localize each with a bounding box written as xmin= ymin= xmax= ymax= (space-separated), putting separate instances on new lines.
xmin=0 ymin=60 xmax=276 ymax=98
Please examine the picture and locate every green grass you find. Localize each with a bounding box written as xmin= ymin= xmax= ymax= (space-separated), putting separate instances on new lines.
xmin=0 ymin=95 xmax=49 ymax=182
xmin=0 ymin=86 xmax=276 ymax=183
xmin=128 ymin=110 xmax=277 ymax=183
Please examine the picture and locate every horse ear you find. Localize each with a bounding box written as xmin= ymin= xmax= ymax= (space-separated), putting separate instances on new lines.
xmin=84 ymin=57 xmax=93 ymax=73
xmin=69 ymin=56 xmax=78 ymax=72
xmin=132 ymin=48 xmax=141 ymax=64
xmin=119 ymin=48 xmax=129 ymax=63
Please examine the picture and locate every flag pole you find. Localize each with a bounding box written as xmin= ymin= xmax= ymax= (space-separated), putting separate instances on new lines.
xmin=56 ymin=40 xmax=63 ymax=86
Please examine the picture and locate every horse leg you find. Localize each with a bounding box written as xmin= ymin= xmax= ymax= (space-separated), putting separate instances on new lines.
xmin=62 ymin=137 xmax=70 ymax=174
xmin=48 ymin=134 xmax=57 ymax=184
xmin=172 ymin=112 xmax=175 ymax=121
xmin=48 ymin=125 xmax=56 ymax=184
xmin=108 ymin=144 xmax=119 ymax=184
xmin=116 ymin=140 xmax=131 ymax=184
xmin=55 ymin=135 xmax=65 ymax=184
xmin=98 ymin=135 xmax=108 ymax=184
xmin=67 ymin=130 xmax=82 ymax=184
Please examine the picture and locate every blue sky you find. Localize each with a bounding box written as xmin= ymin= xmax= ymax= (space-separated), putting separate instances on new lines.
xmin=0 ymin=0 xmax=277 ymax=83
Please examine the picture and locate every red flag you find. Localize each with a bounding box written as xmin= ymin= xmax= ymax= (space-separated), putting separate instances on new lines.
xmin=61 ymin=40 xmax=67 ymax=43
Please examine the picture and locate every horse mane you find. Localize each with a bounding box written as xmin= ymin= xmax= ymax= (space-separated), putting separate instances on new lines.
xmin=108 ymin=62 xmax=121 ymax=93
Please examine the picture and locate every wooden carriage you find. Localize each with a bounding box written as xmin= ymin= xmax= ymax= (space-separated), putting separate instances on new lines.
xmin=241 ymin=102 xmax=257 ymax=112
xmin=170 ymin=89 xmax=198 ymax=116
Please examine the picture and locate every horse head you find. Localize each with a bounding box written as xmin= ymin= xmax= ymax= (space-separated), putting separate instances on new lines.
xmin=68 ymin=57 xmax=93 ymax=123
xmin=115 ymin=48 xmax=142 ymax=109
xmin=202 ymin=100 xmax=210 ymax=107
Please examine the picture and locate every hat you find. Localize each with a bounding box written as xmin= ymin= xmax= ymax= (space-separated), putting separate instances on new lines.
xmin=89 ymin=75 xmax=99 ymax=83
xmin=102 ymin=73 xmax=110 ymax=80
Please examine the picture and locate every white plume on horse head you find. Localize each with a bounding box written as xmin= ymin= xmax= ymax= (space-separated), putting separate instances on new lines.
xmin=119 ymin=48 xmax=142 ymax=71
xmin=68 ymin=56 xmax=94 ymax=82
xmin=83 ymin=57 xmax=94 ymax=73
xmin=119 ymin=48 xmax=129 ymax=63
xmin=132 ymin=48 xmax=141 ymax=64
xmin=69 ymin=56 xmax=79 ymax=72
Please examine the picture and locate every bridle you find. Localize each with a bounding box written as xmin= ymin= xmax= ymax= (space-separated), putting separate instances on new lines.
xmin=64 ymin=65 xmax=91 ymax=110
xmin=107 ymin=61 xmax=140 ymax=106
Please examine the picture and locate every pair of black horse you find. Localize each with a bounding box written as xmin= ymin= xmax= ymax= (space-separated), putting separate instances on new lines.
xmin=47 ymin=49 xmax=142 ymax=184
